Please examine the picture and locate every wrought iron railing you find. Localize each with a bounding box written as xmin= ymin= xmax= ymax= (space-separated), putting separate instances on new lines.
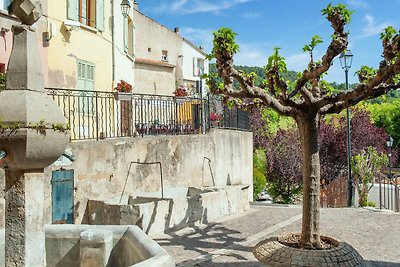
xmin=45 ymin=88 xmax=250 ymax=141
xmin=46 ymin=88 xmax=208 ymax=140
xmin=220 ymin=107 xmax=251 ymax=130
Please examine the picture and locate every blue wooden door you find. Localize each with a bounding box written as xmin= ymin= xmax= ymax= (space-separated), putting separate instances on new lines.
xmin=52 ymin=170 xmax=74 ymax=224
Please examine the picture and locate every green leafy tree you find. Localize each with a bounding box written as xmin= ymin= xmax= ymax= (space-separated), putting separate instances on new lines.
xmin=366 ymin=99 xmax=400 ymax=148
xmin=207 ymin=4 xmax=400 ymax=248
xmin=352 ymin=147 xmax=388 ymax=207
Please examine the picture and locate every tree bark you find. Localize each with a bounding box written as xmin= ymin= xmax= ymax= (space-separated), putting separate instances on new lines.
xmin=297 ymin=113 xmax=322 ymax=248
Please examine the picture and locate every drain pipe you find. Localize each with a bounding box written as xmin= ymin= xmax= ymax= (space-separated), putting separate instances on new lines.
xmin=111 ymin=0 xmax=115 ymax=88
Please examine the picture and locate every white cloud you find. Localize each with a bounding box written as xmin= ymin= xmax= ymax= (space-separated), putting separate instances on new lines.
xmin=241 ymin=11 xmax=262 ymax=19
xmin=234 ymin=43 xmax=271 ymax=66
xmin=155 ymin=0 xmax=254 ymax=15
xmin=347 ymin=0 xmax=369 ymax=9
xmin=362 ymin=15 xmax=390 ymax=37
xmin=179 ymin=27 xmax=214 ymax=52
xmin=285 ymin=53 xmax=309 ymax=72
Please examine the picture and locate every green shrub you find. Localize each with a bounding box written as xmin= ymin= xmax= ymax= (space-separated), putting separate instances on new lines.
xmin=0 ymin=73 xmax=5 ymax=91
xmin=253 ymin=167 xmax=266 ymax=200
xmin=253 ymin=149 xmax=267 ymax=200
xmin=266 ymin=180 xmax=302 ymax=204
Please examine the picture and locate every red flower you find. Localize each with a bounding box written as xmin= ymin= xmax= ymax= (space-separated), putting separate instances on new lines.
xmin=115 ymin=80 xmax=133 ymax=93
xmin=173 ymin=86 xmax=189 ymax=97
xmin=210 ymin=112 xmax=222 ymax=121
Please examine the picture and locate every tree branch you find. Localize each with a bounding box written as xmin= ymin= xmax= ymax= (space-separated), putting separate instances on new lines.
xmin=320 ymin=83 xmax=400 ymax=114
xmin=289 ymin=10 xmax=348 ymax=99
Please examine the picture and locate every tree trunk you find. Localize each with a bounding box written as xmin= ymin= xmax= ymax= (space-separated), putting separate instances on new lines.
xmin=297 ymin=113 xmax=322 ymax=249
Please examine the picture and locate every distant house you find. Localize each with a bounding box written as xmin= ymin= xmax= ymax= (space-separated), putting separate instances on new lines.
xmin=133 ymin=7 xmax=182 ymax=96
xmin=181 ymin=38 xmax=208 ymax=97
xmin=47 ymin=0 xmax=113 ymax=90
xmin=133 ymin=5 xmax=208 ymax=97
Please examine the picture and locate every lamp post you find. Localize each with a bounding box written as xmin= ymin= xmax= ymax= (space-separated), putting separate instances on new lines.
xmin=121 ymin=0 xmax=131 ymax=18
xmin=339 ymin=50 xmax=354 ymax=207
xmin=386 ymin=136 xmax=397 ymax=211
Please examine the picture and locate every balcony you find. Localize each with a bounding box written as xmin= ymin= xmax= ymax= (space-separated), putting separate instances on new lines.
xmin=46 ymin=88 xmax=250 ymax=141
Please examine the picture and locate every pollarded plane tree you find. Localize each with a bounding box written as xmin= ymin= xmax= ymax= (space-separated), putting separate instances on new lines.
xmin=208 ymin=4 xmax=400 ymax=248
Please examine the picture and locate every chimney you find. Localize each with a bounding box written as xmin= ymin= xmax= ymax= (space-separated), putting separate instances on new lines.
xmin=174 ymin=27 xmax=179 ymax=34
xmin=133 ymin=0 xmax=138 ymax=10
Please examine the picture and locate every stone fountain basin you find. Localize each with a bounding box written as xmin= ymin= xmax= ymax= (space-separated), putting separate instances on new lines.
xmin=45 ymin=225 xmax=175 ymax=267
xmin=85 ymin=185 xmax=250 ymax=235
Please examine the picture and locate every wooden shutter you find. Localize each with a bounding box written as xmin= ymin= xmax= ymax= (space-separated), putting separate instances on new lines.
xmin=67 ymin=0 xmax=78 ymax=21
xmin=124 ymin=18 xmax=128 ymax=52
xmin=193 ymin=57 xmax=198 ymax=76
xmin=130 ymin=21 xmax=135 ymax=56
xmin=96 ymin=0 xmax=104 ymax=31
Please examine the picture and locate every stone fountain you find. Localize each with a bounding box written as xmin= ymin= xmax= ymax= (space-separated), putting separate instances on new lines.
xmin=0 ymin=0 xmax=69 ymax=265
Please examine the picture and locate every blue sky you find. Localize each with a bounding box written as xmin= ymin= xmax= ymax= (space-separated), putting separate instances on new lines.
xmin=139 ymin=0 xmax=400 ymax=83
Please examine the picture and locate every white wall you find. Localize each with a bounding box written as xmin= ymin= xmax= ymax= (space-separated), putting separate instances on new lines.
xmin=182 ymin=41 xmax=209 ymax=97
xmin=113 ymin=1 xmax=135 ymax=88
xmin=134 ymin=9 xmax=182 ymax=95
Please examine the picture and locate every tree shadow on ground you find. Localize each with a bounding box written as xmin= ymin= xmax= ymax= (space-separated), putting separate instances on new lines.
xmin=155 ymin=220 xmax=252 ymax=265
xmin=364 ymin=260 xmax=400 ymax=267
xmin=156 ymin=222 xmax=246 ymax=250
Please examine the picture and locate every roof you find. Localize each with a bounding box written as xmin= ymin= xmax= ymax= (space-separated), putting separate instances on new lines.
xmin=182 ymin=38 xmax=207 ymax=56
xmin=135 ymin=58 xmax=175 ymax=68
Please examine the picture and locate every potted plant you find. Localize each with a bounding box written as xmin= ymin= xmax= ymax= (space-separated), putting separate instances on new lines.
xmin=113 ymin=80 xmax=133 ymax=101
xmin=173 ymin=86 xmax=189 ymax=97
xmin=210 ymin=111 xmax=222 ymax=127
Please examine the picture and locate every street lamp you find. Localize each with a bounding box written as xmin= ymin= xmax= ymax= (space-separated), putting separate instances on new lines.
xmin=121 ymin=0 xmax=131 ymax=18
xmin=339 ymin=50 xmax=354 ymax=207
xmin=387 ymin=136 xmax=397 ymax=211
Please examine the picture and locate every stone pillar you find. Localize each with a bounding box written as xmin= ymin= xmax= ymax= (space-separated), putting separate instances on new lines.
xmin=5 ymin=171 xmax=45 ymax=267
xmin=0 ymin=1 xmax=69 ymax=266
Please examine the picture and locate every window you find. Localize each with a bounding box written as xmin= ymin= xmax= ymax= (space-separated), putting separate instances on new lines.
xmin=193 ymin=57 xmax=205 ymax=77
xmin=124 ymin=17 xmax=135 ymax=56
xmin=77 ymin=60 xmax=95 ymax=114
xmin=67 ymin=0 xmax=104 ymax=31
xmin=162 ymin=50 xmax=168 ymax=61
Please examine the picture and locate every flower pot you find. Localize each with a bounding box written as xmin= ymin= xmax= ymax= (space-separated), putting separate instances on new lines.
xmin=113 ymin=92 xmax=132 ymax=101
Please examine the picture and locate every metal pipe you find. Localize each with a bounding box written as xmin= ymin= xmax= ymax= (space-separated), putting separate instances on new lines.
xmin=389 ymin=147 xmax=393 ymax=210
xmin=345 ymin=69 xmax=354 ymax=207
xmin=379 ymin=173 xmax=382 ymax=209
xmin=111 ymin=0 xmax=115 ymax=86
xmin=119 ymin=160 xmax=164 ymax=204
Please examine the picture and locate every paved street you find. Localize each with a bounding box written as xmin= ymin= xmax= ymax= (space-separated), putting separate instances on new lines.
xmin=153 ymin=204 xmax=400 ymax=266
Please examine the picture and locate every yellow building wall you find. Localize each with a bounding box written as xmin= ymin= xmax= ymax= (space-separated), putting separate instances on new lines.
xmin=47 ymin=0 xmax=112 ymax=91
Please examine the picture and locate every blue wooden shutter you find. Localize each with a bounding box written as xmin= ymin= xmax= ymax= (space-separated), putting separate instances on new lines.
xmin=96 ymin=0 xmax=105 ymax=31
xmin=52 ymin=170 xmax=74 ymax=224
xmin=67 ymin=0 xmax=78 ymax=21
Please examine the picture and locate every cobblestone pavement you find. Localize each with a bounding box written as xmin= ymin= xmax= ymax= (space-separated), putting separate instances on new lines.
xmin=152 ymin=204 xmax=400 ymax=266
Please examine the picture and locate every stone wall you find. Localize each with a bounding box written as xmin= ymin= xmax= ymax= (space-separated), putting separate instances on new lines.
xmin=0 ymin=129 xmax=253 ymax=227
